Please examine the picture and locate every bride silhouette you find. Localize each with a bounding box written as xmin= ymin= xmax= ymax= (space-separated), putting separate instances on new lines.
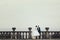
xmin=32 ymin=25 xmax=40 ymax=39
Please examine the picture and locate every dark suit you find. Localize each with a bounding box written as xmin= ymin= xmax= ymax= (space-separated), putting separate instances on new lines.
xmin=37 ymin=27 xmax=41 ymax=33
xmin=37 ymin=27 xmax=41 ymax=39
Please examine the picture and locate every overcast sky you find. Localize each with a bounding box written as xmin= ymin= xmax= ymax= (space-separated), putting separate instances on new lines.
xmin=0 ymin=0 xmax=60 ymax=31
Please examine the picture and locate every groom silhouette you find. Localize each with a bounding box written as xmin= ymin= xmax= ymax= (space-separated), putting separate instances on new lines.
xmin=37 ymin=25 xmax=41 ymax=33
xmin=37 ymin=25 xmax=41 ymax=39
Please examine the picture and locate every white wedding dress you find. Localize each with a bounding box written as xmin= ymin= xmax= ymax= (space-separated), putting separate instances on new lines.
xmin=32 ymin=27 xmax=40 ymax=37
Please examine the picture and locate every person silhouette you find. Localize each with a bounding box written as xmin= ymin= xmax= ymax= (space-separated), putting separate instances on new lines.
xmin=37 ymin=25 xmax=41 ymax=33
xmin=37 ymin=25 xmax=41 ymax=39
xmin=32 ymin=25 xmax=40 ymax=39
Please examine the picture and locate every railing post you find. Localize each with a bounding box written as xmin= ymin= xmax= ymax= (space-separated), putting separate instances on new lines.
xmin=28 ymin=27 xmax=32 ymax=39
xmin=12 ymin=27 xmax=16 ymax=39
xmin=9 ymin=32 xmax=11 ymax=39
xmin=45 ymin=27 xmax=49 ymax=39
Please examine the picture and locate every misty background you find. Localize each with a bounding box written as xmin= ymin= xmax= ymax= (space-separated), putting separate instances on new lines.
xmin=0 ymin=0 xmax=60 ymax=31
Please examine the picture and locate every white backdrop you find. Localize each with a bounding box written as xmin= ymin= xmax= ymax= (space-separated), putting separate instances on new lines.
xmin=0 ymin=0 xmax=60 ymax=31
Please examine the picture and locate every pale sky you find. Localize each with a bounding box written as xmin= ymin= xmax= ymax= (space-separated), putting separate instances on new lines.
xmin=0 ymin=0 xmax=60 ymax=31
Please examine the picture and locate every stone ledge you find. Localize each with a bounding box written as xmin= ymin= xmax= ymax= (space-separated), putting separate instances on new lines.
xmin=0 ymin=39 xmax=60 ymax=40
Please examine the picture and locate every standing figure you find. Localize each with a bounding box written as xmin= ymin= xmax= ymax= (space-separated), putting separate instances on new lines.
xmin=37 ymin=25 xmax=41 ymax=39
xmin=32 ymin=25 xmax=40 ymax=39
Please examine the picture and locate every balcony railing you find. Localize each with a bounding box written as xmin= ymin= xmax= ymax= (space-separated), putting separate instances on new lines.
xmin=0 ymin=27 xmax=60 ymax=39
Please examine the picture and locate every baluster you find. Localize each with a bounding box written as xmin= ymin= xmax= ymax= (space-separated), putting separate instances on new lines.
xmin=1 ymin=32 xmax=3 ymax=39
xmin=59 ymin=32 xmax=60 ymax=34
xmin=21 ymin=32 xmax=23 ymax=39
xmin=54 ymin=32 xmax=56 ymax=38
xmin=28 ymin=27 xmax=32 ymax=39
xmin=56 ymin=32 xmax=59 ymax=38
xmin=12 ymin=32 xmax=15 ymax=39
xmin=49 ymin=32 xmax=53 ymax=39
xmin=8 ymin=32 xmax=9 ymax=39
xmin=22 ymin=32 xmax=24 ymax=39
xmin=12 ymin=27 xmax=16 ymax=39
xmin=9 ymin=32 xmax=11 ymax=39
xmin=10 ymin=32 xmax=12 ymax=39
xmin=40 ymin=32 xmax=42 ymax=39
xmin=44 ymin=32 xmax=47 ymax=39
xmin=16 ymin=32 xmax=18 ymax=39
xmin=15 ymin=32 xmax=16 ymax=39
xmin=17 ymin=32 xmax=20 ymax=39
xmin=3 ymin=32 xmax=5 ymax=39
xmin=48 ymin=32 xmax=50 ymax=39
xmin=43 ymin=32 xmax=46 ymax=39
xmin=6 ymin=32 xmax=8 ymax=39
xmin=58 ymin=32 xmax=60 ymax=38
xmin=25 ymin=32 xmax=27 ymax=39
xmin=0 ymin=32 xmax=1 ymax=39
xmin=49 ymin=32 xmax=51 ymax=39
xmin=51 ymin=32 xmax=53 ymax=39
xmin=42 ymin=32 xmax=44 ymax=39
xmin=20 ymin=32 xmax=21 ymax=39
xmin=45 ymin=27 xmax=49 ymax=39
xmin=41 ymin=32 xmax=43 ymax=39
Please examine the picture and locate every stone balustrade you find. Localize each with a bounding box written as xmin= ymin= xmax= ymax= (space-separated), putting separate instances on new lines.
xmin=0 ymin=27 xmax=60 ymax=39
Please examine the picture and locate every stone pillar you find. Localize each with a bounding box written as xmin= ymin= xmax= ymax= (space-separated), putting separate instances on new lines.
xmin=45 ymin=27 xmax=49 ymax=39
xmin=28 ymin=27 xmax=32 ymax=39
xmin=12 ymin=27 xmax=16 ymax=39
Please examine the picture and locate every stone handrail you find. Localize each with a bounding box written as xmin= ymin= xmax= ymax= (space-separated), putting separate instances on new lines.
xmin=0 ymin=27 xmax=60 ymax=39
